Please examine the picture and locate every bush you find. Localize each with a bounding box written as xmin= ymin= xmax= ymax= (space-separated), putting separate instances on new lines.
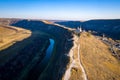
xmin=86 ymin=32 xmax=91 ymax=37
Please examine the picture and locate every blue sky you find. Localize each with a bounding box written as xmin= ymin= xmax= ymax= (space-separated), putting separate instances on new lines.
xmin=0 ymin=0 xmax=120 ymax=20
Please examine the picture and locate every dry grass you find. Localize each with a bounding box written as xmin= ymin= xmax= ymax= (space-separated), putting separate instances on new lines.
xmin=0 ymin=24 xmax=31 ymax=50
xmin=70 ymin=42 xmax=83 ymax=80
xmin=66 ymin=35 xmax=83 ymax=80
xmin=70 ymin=67 xmax=83 ymax=80
xmin=79 ymin=32 xmax=120 ymax=80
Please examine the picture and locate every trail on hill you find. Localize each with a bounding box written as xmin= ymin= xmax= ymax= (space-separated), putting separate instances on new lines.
xmin=63 ymin=35 xmax=88 ymax=80
xmin=78 ymin=44 xmax=88 ymax=80
xmin=63 ymin=39 xmax=77 ymax=80
xmin=54 ymin=23 xmax=88 ymax=80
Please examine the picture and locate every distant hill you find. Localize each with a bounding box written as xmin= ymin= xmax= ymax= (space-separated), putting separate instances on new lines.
xmin=1 ymin=18 xmax=120 ymax=40
xmin=55 ymin=19 xmax=120 ymax=39
xmin=55 ymin=21 xmax=82 ymax=28
xmin=83 ymin=19 xmax=120 ymax=39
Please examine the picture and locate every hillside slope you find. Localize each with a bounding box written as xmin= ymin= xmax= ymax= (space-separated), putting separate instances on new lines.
xmin=79 ymin=32 xmax=120 ymax=80
xmin=55 ymin=19 xmax=120 ymax=39
xmin=0 ymin=24 xmax=31 ymax=50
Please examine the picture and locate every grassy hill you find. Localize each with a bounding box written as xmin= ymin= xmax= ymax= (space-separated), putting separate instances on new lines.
xmin=79 ymin=32 xmax=120 ymax=80
xmin=0 ymin=24 xmax=31 ymax=51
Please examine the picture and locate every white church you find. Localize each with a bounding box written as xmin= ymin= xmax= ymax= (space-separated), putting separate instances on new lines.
xmin=74 ymin=26 xmax=82 ymax=34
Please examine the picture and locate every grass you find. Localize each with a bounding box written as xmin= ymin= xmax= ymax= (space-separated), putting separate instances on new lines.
xmin=0 ymin=24 xmax=31 ymax=51
xmin=79 ymin=32 xmax=120 ymax=80
xmin=70 ymin=67 xmax=83 ymax=80
xmin=68 ymin=35 xmax=83 ymax=80
xmin=0 ymin=25 xmax=31 ymax=64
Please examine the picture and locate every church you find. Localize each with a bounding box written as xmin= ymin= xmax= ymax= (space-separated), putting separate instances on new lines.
xmin=74 ymin=27 xmax=82 ymax=34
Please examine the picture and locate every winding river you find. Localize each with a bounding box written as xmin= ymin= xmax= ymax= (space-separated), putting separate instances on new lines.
xmin=26 ymin=39 xmax=55 ymax=80
xmin=39 ymin=39 xmax=55 ymax=70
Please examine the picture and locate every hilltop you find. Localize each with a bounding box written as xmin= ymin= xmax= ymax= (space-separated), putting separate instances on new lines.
xmin=63 ymin=32 xmax=120 ymax=80
xmin=73 ymin=32 xmax=120 ymax=80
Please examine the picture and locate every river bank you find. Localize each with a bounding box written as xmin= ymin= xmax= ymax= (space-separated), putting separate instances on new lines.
xmin=0 ymin=31 xmax=51 ymax=80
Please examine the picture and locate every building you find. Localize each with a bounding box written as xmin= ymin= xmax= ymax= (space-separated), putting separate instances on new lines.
xmin=78 ymin=27 xmax=82 ymax=32
xmin=74 ymin=26 xmax=82 ymax=34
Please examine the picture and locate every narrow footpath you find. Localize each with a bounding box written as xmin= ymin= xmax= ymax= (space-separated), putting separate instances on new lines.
xmin=78 ymin=44 xmax=88 ymax=80
xmin=64 ymin=35 xmax=88 ymax=80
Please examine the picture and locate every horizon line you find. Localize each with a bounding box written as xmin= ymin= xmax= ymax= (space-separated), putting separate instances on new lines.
xmin=0 ymin=17 xmax=120 ymax=21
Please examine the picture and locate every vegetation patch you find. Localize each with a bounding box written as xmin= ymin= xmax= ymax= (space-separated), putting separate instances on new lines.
xmin=79 ymin=32 xmax=120 ymax=80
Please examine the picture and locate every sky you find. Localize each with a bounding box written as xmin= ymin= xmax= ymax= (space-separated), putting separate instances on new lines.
xmin=0 ymin=0 xmax=120 ymax=20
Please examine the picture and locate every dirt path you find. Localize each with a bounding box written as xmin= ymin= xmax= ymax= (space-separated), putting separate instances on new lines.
xmin=63 ymin=35 xmax=88 ymax=80
xmin=54 ymin=23 xmax=88 ymax=80
xmin=78 ymin=44 xmax=88 ymax=80
xmin=63 ymin=41 xmax=76 ymax=80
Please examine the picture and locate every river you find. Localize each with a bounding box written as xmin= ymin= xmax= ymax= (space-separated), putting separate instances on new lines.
xmin=39 ymin=39 xmax=55 ymax=70
xmin=26 ymin=39 xmax=55 ymax=80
